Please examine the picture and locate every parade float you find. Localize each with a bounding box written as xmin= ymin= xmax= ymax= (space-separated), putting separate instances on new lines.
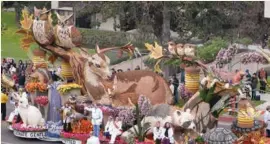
xmin=11 ymin=5 xmax=270 ymax=144
xmin=9 ymin=92 xmax=47 ymax=139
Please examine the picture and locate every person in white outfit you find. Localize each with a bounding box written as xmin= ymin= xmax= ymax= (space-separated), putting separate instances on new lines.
xmin=162 ymin=122 xmax=174 ymax=144
xmin=153 ymin=121 xmax=164 ymax=144
xmin=109 ymin=117 xmax=123 ymax=144
xmin=7 ymin=102 xmax=19 ymax=123
xmin=264 ymin=106 xmax=270 ymax=137
xmin=104 ymin=116 xmax=113 ymax=139
xmin=84 ymin=103 xmax=103 ymax=137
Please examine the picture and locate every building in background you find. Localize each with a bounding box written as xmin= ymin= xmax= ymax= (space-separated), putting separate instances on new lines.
xmin=51 ymin=1 xmax=75 ymax=25
xmin=265 ymin=1 xmax=270 ymax=18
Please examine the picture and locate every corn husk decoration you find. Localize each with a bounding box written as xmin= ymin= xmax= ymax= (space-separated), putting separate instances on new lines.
xmin=61 ymin=61 xmax=73 ymax=79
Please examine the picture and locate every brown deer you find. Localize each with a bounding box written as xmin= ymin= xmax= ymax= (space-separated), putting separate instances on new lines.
xmin=37 ymin=43 xmax=173 ymax=106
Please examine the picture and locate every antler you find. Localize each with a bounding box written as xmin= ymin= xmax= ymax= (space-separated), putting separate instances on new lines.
xmin=96 ymin=42 xmax=134 ymax=54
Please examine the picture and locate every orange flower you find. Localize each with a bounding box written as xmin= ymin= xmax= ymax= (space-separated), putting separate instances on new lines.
xmin=25 ymin=82 xmax=47 ymax=93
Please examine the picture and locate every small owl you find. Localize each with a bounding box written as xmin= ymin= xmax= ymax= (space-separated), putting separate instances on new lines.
xmin=168 ymin=41 xmax=195 ymax=57
xmin=32 ymin=7 xmax=54 ymax=45
xmin=54 ymin=12 xmax=82 ymax=49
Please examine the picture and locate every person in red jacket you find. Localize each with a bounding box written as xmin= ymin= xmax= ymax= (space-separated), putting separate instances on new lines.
xmin=12 ymin=73 xmax=18 ymax=85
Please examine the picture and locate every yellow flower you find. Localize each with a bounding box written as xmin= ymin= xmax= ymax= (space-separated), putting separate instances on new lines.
xmin=145 ymin=42 xmax=163 ymax=59
xmin=57 ymin=83 xmax=82 ymax=95
xmin=154 ymin=59 xmax=162 ymax=73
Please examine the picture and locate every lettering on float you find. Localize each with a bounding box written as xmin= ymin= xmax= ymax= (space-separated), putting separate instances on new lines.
xmin=62 ymin=138 xmax=82 ymax=144
xmin=13 ymin=130 xmax=46 ymax=138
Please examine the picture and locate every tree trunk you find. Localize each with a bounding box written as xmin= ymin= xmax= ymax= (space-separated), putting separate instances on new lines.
xmin=14 ymin=2 xmax=21 ymax=28
xmin=161 ymin=2 xmax=171 ymax=45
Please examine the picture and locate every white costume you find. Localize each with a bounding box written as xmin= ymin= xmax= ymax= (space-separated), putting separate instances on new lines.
xmin=162 ymin=128 xmax=174 ymax=143
xmin=109 ymin=120 xmax=122 ymax=144
xmin=84 ymin=107 xmax=103 ymax=125
xmin=153 ymin=127 xmax=164 ymax=141
xmin=86 ymin=136 xmax=100 ymax=144
xmin=104 ymin=120 xmax=113 ymax=134
xmin=264 ymin=111 xmax=270 ymax=130
xmin=7 ymin=103 xmax=19 ymax=123
xmin=169 ymin=84 xmax=174 ymax=94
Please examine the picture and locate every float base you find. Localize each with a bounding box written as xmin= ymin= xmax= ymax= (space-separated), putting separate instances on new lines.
xmin=13 ymin=130 xmax=46 ymax=139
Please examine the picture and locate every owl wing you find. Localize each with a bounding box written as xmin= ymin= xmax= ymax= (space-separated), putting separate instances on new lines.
xmin=44 ymin=21 xmax=54 ymax=43
xmin=71 ymin=26 xmax=82 ymax=47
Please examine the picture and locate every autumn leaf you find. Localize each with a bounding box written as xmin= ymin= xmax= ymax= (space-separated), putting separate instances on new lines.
xmin=20 ymin=7 xmax=33 ymax=30
xmin=145 ymin=42 xmax=163 ymax=59
xmin=16 ymin=29 xmax=27 ymax=35
xmin=48 ymin=55 xmax=58 ymax=64
xmin=154 ymin=59 xmax=162 ymax=73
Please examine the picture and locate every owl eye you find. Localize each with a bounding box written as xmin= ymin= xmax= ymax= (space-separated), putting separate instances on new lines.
xmin=95 ymin=64 xmax=101 ymax=68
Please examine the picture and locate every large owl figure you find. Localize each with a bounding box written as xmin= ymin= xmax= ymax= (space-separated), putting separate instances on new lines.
xmin=54 ymin=12 xmax=82 ymax=49
xmin=32 ymin=7 xmax=54 ymax=45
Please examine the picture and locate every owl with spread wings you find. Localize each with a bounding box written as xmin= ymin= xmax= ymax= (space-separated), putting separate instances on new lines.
xmin=54 ymin=12 xmax=82 ymax=49
xmin=32 ymin=7 xmax=54 ymax=45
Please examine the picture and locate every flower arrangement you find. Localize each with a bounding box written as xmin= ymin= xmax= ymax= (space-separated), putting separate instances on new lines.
xmin=60 ymin=131 xmax=90 ymax=142
xmin=25 ymin=82 xmax=47 ymax=93
xmin=215 ymin=45 xmax=238 ymax=67
xmin=57 ymin=83 xmax=82 ymax=95
xmin=12 ymin=123 xmax=47 ymax=132
xmin=240 ymin=52 xmax=268 ymax=65
xmin=118 ymin=96 xmax=152 ymax=126
xmin=34 ymin=96 xmax=49 ymax=106
xmin=71 ymin=118 xmax=93 ymax=134
xmin=178 ymin=83 xmax=194 ymax=101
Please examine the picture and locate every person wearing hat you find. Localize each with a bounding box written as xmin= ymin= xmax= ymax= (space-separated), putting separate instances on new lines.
xmin=1 ymin=89 xmax=8 ymax=121
xmin=264 ymin=106 xmax=270 ymax=137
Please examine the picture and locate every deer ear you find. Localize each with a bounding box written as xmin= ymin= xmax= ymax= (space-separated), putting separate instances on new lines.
xmin=96 ymin=44 xmax=100 ymax=53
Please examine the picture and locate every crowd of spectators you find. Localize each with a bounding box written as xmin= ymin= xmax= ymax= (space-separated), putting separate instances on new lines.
xmin=1 ymin=58 xmax=30 ymax=89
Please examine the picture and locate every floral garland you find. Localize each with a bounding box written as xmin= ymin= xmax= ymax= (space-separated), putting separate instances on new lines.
xmin=57 ymin=83 xmax=82 ymax=95
xmin=60 ymin=131 xmax=90 ymax=142
xmin=25 ymin=82 xmax=47 ymax=93
xmin=12 ymin=123 xmax=47 ymax=132
xmin=34 ymin=96 xmax=49 ymax=106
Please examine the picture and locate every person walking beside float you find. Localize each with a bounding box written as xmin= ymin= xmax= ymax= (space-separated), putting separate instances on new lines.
xmin=84 ymin=103 xmax=103 ymax=137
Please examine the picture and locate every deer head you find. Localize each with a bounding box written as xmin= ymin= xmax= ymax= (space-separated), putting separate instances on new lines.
xmin=34 ymin=7 xmax=50 ymax=21
xmin=79 ymin=43 xmax=133 ymax=81
xmin=79 ymin=45 xmax=112 ymax=81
